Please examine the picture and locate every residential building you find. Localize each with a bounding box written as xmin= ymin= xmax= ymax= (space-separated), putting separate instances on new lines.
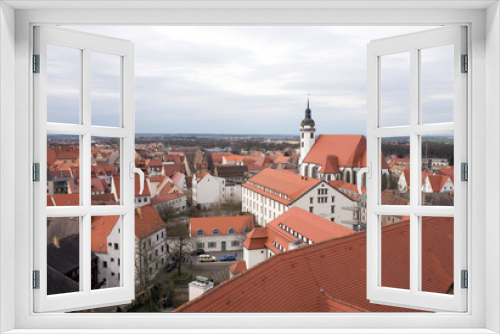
xmin=192 ymin=173 xmax=241 ymax=209
xmin=151 ymin=193 xmax=187 ymax=214
xmin=242 ymin=168 xmax=366 ymax=229
xmin=243 ymin=207 xmax=355 ymax=269
xmin=90 ymin=206 xmax=167 ymax=289
xmin=190 ymin=215 xmax=253 ymax=252
xmin=214 ymin=165 xmax=248 ymax=183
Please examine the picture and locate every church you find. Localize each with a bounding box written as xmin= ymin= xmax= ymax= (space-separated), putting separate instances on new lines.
xmin=299 ymin=100 xmax=368 ymax=186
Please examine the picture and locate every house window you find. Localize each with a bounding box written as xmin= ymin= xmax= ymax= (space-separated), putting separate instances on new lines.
xmin=231 ymin=241 xmax=240 ymax=247
xmin=208 ymin=242 xmax=217 ymax=249
xmin=309 ymin=207 xmax=313 ymax=213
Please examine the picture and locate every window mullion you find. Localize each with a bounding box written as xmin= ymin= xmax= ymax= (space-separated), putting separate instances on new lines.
xmin=81 ymin=47 xmax=92 ymax=294
xmin=409 ymin=47 xmax=420 ymax=294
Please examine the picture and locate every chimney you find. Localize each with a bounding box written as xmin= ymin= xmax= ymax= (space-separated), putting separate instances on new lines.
xmin=53 ymin=236 xmax=60 ymax=249
xmin=136 ymin=207 xmax=142 ymax=219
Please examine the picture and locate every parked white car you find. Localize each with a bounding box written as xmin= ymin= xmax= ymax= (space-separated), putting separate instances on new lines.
xmin=198 ymin=254 xmax=216 ymax=262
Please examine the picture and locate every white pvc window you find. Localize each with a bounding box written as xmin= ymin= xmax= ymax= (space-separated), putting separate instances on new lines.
xmin=33 ymin=26 xmax=136 ymax=312
xmin=366 ymin=26 xmax=467 ymax=312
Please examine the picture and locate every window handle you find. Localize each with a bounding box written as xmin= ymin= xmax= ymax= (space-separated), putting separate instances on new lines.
xmin=357 ymin=162 xmax=371 ymax=194
xmin=130 ymin=161 xmax=145 ymax=195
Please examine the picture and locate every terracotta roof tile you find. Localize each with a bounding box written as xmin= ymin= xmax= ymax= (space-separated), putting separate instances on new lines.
xmin=135 ymin=205 xmax=166 ymax=239
xmin=175 ymin=217 xmax=452 ymax=313
xmin=229 ymin=261 xmax=248 ymax=276
xmin=91 ymin=215 xmax=120 ymax=253
xmin=329 ymin=180 xmax=366 ymax=201
xmin=267 ymin=207 xmax=355 ymax=245
xmin=245 ymin=168 xmax=319 ymax=202
xmin=190 ymin=215 xmax=253 ymax=237
xmin=52 ymin=194 xmax=80 ymax=206
xmin=242 ymin=227 xmax=267 ymax=250
xmin=304 ymin=135 xmax=366 ymax=168
xmin=151 ymin=193 xmax=185 ymax=205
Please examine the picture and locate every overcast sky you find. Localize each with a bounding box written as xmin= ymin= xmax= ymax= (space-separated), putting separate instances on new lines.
xmin=50 ymin=26 xmax=452 ymax=135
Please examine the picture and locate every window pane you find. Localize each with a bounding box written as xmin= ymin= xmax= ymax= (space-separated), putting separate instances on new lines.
xmin=421 ymin=45 xmax=454 ymax=124
xmin=421 ymin=216 xmax=454 ymax=294
xmin=381 ymin=215 xmax=409 ymax=290
xmin=47 ymin=44 xmax=81 ymax=124
xmin=91 ymin=137 xmax=121 ymax=205
xmin=91 ymin=52 xmax=121 ymax=127
xmin=47 ymin=216 xmax=80 ymax=295
xmin=381 ymin=137 xmax=410 ymax=205
xmin=421 ymin=134 xmax=454 ymax=206
xmin=380 ymin=52 xmax=410 ymax=127
xmin=91 ymin=215 xmax=121 ymax=290
xmin=47 ymin=135 xmax=80 ymax=206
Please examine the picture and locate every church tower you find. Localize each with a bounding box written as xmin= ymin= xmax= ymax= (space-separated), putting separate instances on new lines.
xmin=299 ymin=99 xmax=316 ymax=165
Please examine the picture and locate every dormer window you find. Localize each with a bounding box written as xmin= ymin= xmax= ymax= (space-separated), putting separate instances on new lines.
xmin=212 ymin=228 xmax=219 ymax=236
xmin=197 ymin=229 xmax=203 ymax=236
xmin=228 ymin=227 xmax=235 ymax=234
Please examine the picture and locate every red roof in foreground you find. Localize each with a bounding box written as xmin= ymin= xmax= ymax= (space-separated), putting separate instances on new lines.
xmin=190 ymin=215 xmax=253 ymax=237
xmin=175 ymin=217 xmax=453 ymax=313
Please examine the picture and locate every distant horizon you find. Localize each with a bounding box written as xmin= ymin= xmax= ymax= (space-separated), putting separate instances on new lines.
xmin=55 ymin=25 xmax=444 ymax=135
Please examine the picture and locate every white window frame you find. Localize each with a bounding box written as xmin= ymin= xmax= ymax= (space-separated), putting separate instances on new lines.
xmin=366 ymin=26 xmax=467 ymax=312
xmin=1 ymin=2 xmax=498 ymax=333
xmin=33 ymin=25 xmax=136 ymax=313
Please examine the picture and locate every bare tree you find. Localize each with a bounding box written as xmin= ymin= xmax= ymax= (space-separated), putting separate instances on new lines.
xmin=167 ymin=222 xmax=195 ymax=277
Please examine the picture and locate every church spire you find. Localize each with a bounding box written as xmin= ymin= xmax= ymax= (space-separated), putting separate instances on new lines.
xmin=301 ymin=98 xmax=315 ymax=127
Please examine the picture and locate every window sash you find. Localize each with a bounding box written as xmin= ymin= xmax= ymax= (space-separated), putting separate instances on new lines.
xmin=366 ymin=26 xmax=467 ymax=312
xmin=33 ymin=26 xmax=135 ymax=312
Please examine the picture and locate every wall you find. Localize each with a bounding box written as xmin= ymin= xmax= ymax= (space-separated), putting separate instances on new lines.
xmin=0 ymin=2 xmax=15 ymax=332
xmin=243 ymin=247 xmax=268 ymax=269
xmin=196 ymin=233 xmax=245 ymax=252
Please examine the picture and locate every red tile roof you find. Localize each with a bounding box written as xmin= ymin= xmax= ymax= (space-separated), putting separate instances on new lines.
xmin=175 ymin=217 xmax=453 ymax=312
xmin=190 ymin=215 xmax=253 ymax=237
xmin=47 ymin=148 xmax=57 ymax=165
xmin=47 ymin=195 xmax=54 ymax=206
xmin=112 ymin=174 xmax=120 ymax=197
xmin=135 ymin=205 xmax=166 ymax=239
xmin=229 ymin=261 xmax=248 ymax=276
xmin=52 ymin=194 xmax=80 ymax=206
xmin=427 ymin=174 xmax=452 ymax=192
xmin=304 ymin=135 xmax=366 ymax=168
xmin=329 ymin=180 xmax=366 ymax=201
xmin=438 ymin=167 xmax=454 ymax=177
xmin=151 ymin=193 xmax=185 ymax=205
xmin=91 ymin=215 xmax=120 ymax=253
xmin=244 ymin=168 xmax=319 ymax=202
xmin=267 ymin=207 xmax=355 ymax=247
xmin=381 ymin=189 xmax=409 ymax=206
xmin=242 ymin=228 xmax=267 ymax=250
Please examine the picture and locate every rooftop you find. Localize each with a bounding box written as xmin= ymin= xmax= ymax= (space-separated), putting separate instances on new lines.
xmin=176 ymin=217 xmax=453 ymax=313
